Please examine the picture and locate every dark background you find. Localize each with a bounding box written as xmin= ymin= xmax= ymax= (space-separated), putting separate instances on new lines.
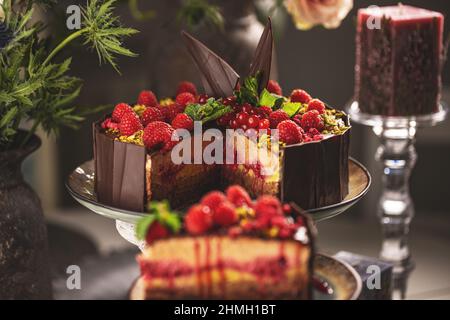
xmin=54 ymin=0 xmax=450 ymax=217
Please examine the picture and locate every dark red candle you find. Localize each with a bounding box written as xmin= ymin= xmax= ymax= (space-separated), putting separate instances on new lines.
xmin=355 ymin=5 xmax=444 ymax=116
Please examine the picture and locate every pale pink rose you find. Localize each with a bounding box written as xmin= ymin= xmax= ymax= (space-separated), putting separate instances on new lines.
xmin=284 ymin=0 xmax=353 ymax=30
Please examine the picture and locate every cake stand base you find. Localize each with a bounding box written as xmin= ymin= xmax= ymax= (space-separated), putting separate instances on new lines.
xmin=347 ymin=101 xmax=448 ymax=300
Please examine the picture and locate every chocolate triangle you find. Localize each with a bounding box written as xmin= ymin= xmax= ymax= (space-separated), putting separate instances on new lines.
xmin=248 ymin=18 xmax=273 ymax=93
xmin=181 ymin=31 xmax=240 ymax=98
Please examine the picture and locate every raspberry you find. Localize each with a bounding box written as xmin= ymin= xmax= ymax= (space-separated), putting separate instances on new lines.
xmin=171 ymin=113 xmax=194 ymax=130
xmin=307 ymin=98 xmax=326 ymax=114
xmin=101 ymin=118 xmax=119 ymax=130
xmin=201 ymin=191 xmax=227 ymax=212
xmin=143 ymin=121 xmax=177 ymax=151
xmin=141 ymin=107 xmax=164 ymax=126
xmin=213 ymin=202 xmax=238 ymax=227
xmin=145 ymin=221 xmax=168 ymax=244
xmin=118 ymin=112 xmax=143 ymax=136
xmin=254 ymin=195 xmax=283 ymax=228
xmin=161 ymin=103 xmax=184 ymax=123
xmin=269 ymin=109 xmax=289 ymax=129
xmin=277 ymin=120 xmax=303 ymax=145
xmin=267 ymin=80 xmax=282 ymax=95
xmin=292 ymin=114 xmax=302 ymax=126
xmin=176 ymin=81 xmax=197 ymax=96
xmin=112 ymin=103 xmax=133 ymax=122
xmin=300 ymin=110 xmax=324 ymax=131
xmin=290 ymin=89 xmax=312 ymax=104
xmin=137 ymin=90 xmax=158 ymax=107
xmin=258 ymin=106 xmax=272 ymax=118
xmin=226 ymin=185 xmax=252 ymax=207
xmin=185 ymin=204 xmax=213 ymax=235
xmin=175 ymin=92 xmax=196 ymax=107
xmin=282 ymin=203 xmax=292 ymax=214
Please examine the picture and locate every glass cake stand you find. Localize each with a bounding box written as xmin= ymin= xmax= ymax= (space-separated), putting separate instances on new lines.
xmin=346 ymin=101 xmax=448 ymax=300
xmin=66 ymin=157 xmax=370 ymax=299
xmin=66 ymin=157 xmax=370 ymax=249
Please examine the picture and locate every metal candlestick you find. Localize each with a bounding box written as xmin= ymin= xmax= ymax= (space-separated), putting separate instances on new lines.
xmin=347 ymin=101 xmax=448 ymax=300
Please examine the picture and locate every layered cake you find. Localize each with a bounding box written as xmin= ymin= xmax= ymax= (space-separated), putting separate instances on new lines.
xmin=130 ymin=185 xmax=315 ymax=300
xmin=93 ymin=20 xmax=350 ymax=212
xmin=355 ymin=5 xmax=444 ymax=116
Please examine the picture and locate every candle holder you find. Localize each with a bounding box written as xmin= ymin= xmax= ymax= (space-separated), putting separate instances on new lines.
xmin=347 ymin=101 xmax=448 ymax=299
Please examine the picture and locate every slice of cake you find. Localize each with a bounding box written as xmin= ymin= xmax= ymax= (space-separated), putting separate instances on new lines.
xmin=130 ymin=185 xmax=315 ymax=300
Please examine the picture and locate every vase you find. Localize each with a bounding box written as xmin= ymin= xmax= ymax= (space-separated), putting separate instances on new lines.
xmin=0 ymin=132 xmax=52 ymax=299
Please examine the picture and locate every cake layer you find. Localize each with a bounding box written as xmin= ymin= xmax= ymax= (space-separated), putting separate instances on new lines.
xmin=93 ymin=120 xmax=350 ymax=211
xmin=135 ymin=235 xmax=312 ymax=299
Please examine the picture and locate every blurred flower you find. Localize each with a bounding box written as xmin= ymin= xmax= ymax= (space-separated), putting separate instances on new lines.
xmin=284 ymin=0 xmax=353 ymax=30
xmin=0 ymin=0 xmax=4 ymax=21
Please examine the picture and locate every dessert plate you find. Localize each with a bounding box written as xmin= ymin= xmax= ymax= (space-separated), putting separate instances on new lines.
xmin=128 ymin=253 xmax=361 ymax=300
xmin=66 ymin=158 xmax=370 ymax=223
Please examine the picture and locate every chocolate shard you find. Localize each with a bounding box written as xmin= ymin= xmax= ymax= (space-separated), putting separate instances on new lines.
xmin=181 ymin=31 xmax=240 ymax=98
xmin=248 ymin=18 xmax=273 ymax=93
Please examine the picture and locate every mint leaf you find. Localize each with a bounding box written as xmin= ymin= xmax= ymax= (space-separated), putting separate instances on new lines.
xmin=235 ymin=74 xmax=261 ymax=105
xmin=259 ymin=89 xmax=285 ymax=108
xmin=184 ymin=98 xmax=231 ymax=124
xmin=281 ymin=102 xmax=302 ymax=117
xmin=136 ymin=214 xmax=156 ymax=240
xmin=184 ymin=103 xmax=201 ymax=121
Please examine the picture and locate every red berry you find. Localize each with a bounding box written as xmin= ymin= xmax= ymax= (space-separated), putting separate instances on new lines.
xmin=175 ymin=92 xmax=196 ymax=107
xmin=267 ymin=80 xmax=282 ymax=95
xmin=282 ymin=203 xmax=292 ymax=214
xmin=198 ymin=94 xmax=209 ymax=104
xmin=240 ymin=124 xmax=248 ymax=131
xmin=247 ymin=115 xmax=260 ymax=128
xmin=112 ymin=103 xmax=133 ymax=122
xmin=307 ymin=98 xmax=326 ymax=114
xmin=118 ymin=112 xmax=143 ymax=136
xmin=162 ymin=103 xmax=185 ymax=123
xmin=171 ymin=113 xmax=194 ymax=130
xmin=137 ymin=90 xmax=158 ymax=107
xmin=258 ymin=106 xmax=272 ymax=118
xmin=254 ymin=195 xmax=283 ymax=228
xmin=277 ymin=120 xmax=303 ymax=145
xmin=213 ymin=202 xmax=238 ymax=227
xmin=300 ymin=110 xmax=324 ymax=131
xmin=185 ymin=204 xmax=213 ymax=235
xmin=141 ymin=107 xmax=164 ymax=126
xmin=200 ymin=191 xmax=227 ymax=212
xmin=241 ymin=103 xmax=253 ymax=114
xmin=279 ymin=227 xmax=293 ymax=239
xmin=229 ymin=119 xmax=239 ymax=129
xmin=236 ymin=112 xmax=249 ymax=125
xmin=217 ymin=112 xmax=235 ymax=127
xmin=101 ymin=118 xmax=119 ymax=130
xmin=145 ymin=221 xmax=169 ymax=244
xmin=258 ymin=118 xmax=270 ymax=130
xmin=226 ymin=185 xmax=252 ymax=207
xmin=269 ymin=109 xmax=289 ymax=129
xmin=176 ymin=81 xmax=197 ymax=96
xmin=143 ymin=121 xmax=177 ymax=151
xmin=290 ymin=89 xmax=312 ymax=104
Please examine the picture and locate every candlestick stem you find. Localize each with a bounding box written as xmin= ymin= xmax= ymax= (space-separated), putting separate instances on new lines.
xmin=373 ymin=126 xmax=416 ymax=299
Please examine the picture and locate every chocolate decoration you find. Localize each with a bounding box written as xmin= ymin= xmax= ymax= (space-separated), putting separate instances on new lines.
xmin=281 ymin=117 xmax=350 ymax=209
xmin=93 ymin=123 xmax=146 ymax=212
xmin=248 ymin=18 xmax=273 ymax=93
xmin=181 ymin=31 xmax=240 ymax=98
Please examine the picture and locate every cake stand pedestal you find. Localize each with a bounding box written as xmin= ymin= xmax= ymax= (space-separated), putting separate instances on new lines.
xmin=347 ymin=101 xmax=448 ymax=300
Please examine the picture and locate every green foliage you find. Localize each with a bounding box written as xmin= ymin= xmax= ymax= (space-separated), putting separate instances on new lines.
xmin=259 ymin=88 xmax=285 ymax=109
xmin=177 ymin=0 xmax=224 ymax=31
xmin=0 ymin=0 xmax=137 ymax=148
xmin=185 ymin=98 xmax=232 ymax=123
xmin=235 ymin=74 xmax=260 ymax=106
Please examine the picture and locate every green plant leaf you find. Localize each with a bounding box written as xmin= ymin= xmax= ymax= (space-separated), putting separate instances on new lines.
xmin=281 ymin=102 xmax=302 ymax=117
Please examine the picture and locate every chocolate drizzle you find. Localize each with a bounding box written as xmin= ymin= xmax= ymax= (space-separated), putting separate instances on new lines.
xmin=181 ymin=31 xmax=240 ymax=98
xmin=248 ymin=18 xmax=273 ymax=93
